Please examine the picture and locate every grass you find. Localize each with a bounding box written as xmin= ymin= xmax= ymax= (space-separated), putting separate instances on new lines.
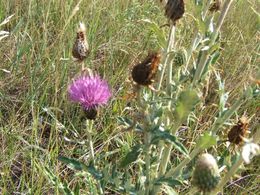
xmin=0 ymin=0 xmax=259 ymax=194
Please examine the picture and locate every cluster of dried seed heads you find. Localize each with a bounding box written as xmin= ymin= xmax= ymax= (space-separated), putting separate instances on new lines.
xmin=72 ymin=22 xmax=90 ymax=62
xmin=131 ymin=52 xmax=161 ymax=86
xmin=165 ymin=0 xmax=185 ymax=25
xmin=228 ymin=116 xmax=250 ymax=145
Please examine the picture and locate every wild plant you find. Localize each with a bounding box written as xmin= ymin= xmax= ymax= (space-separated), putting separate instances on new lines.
xmin=0 ymin=14 xmax=14 ymax=41
xmin=54 ymin=0 xmax=259 ymax=194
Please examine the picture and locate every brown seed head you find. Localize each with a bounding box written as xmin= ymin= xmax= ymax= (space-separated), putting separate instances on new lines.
xmin=165 ymin=0 xmax=185 ymax=25
xmin=228 ymin=116 xmax=249 ymax=145
xmin=131 ymin=52 xmax=161 ymax=86
xmin=72 ymin=22 xmax=90 ymax=62
xmin=209 ymin=0 xmax=221 ymax=12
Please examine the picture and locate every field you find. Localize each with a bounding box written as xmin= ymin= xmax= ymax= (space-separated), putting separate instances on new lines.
xmin=0 ymin=0 xmax=259 ymax=194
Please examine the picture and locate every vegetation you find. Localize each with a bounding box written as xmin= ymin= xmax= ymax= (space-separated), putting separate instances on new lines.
xmin=0 ymin=0 xmax=259 ymax=194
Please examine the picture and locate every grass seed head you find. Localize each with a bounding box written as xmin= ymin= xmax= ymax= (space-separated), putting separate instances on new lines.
xmin=72 ymin=22 xmax=90 ymax=61
xmin=192 ymin=153 xmax=220 ymax=193
xmin=165 ymin=0 xmax=185 ymax=25
xmin=131 ymin=52 xmax=161 ymax=86
xmin=228 ymin=116 xmax=249 ymax=145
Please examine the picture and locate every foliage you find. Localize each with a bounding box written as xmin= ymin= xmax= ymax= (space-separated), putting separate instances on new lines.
xmin=0 ymin=0 xmax=259 ymax=194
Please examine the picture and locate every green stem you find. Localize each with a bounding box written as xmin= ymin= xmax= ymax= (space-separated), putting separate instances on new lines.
xmin=165 ymin=147 xmax=202 ymax=178
xmin=135 ymin=86 xmax=151 ymax=194
xmin=184 ymin=0 xmax=213 ymax=73
xmin=144 ymin=125 xmax=151 ymax=195
xmin=209 ymin=0 xmax=234 ymax=46
xmin=192 ymin=0 xmax=234 ymax=86
xmin=163 ymin=87 xmax=250 ymax=180
xmin=86 ymin=120 xmax=95 ymax=164
xmin=157 ymin=24 xmax=176 ymax=91
xmin=152 ymin=125 xmax=179 ymax=194
xmin=153 ymin=24 xmax=176 ymax=194
xmin=86 ymin=120 xmax=104 ymax=194
xmin=212 ymin=157 xmax=244 ymax=194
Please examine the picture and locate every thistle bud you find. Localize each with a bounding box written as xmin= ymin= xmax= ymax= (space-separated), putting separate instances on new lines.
xmin=165 ymin=0 xmax=185 ymax=25
xmin=228 ymin=116 xmax=249 ymax=145
xmin=131 ymin=52 xmax=161 ymax=86
xmin=192 ymin=153 xmax=220 ymax=193
xmin=85 ymin=107 xmax=98 ymax=120
xmin=72 ymin=22 xmax=90 ymax=62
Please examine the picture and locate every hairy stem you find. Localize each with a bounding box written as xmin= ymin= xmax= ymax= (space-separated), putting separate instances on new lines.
xmin=86 ymin=120 xmax=95 ymax=164
xmin=192 ymin=0 xmax=234 ymax=85
xmin=157 ymin=24 xmax=176 ymax=91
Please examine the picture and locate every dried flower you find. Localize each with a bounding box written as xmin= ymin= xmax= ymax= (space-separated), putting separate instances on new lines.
xmin=209 ymin=0 xmax=222 ymax=12
xmin=192 ymin=153 xmax=220 ymax=193
xmin=68 ymin=75 xmax=111 ymax=118
xmin=165 ymin=0 xmax=185 ymax=25
xmin=242 ymin=140 xmax=260 ymax=164
xmin=228 ymin=116 xmax=250 ymax=145
xmin=72 ymin=22 xmax=90 ymax=62
xmin=131 ymin=52 xmax=161 ymax=86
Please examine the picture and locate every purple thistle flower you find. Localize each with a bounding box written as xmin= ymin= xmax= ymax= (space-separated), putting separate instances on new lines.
xmin=68 ymin=75 xmax=111 ymax=110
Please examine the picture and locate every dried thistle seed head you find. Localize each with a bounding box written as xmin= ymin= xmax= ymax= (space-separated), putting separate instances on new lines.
xmin=131 ymin=52 xmax=161 ymax=86
xmin=165 ymin=0 xmax=185 ymax=25
xmin=228 ymin=116 xmax=250 ymax=145
xmin=209 ymin=0 xmax=222 ymax=12
xmin=72 ymin=22 xmax=90 ymax=62
xmin=192 ymin=153 xmax=220 ymax=193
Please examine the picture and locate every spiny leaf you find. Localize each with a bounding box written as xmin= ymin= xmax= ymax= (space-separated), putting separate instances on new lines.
xmin=173 ymin=90 xmax=199 ymax=123
xmin=58 ymin=156 xmax=102 ymax=180
xmin=151 ymin=129 xmax=188 ymax=156
xmin=197 ymin=132 xmax=218 ymax=149
xmin=155 ymin=177 xmax=183 ymax=187
xmin=120 ymin=145 xmax=142 ymax=168
xmin=58 ymin=156 xmax=88 ymax=171
xmin=117 ymin=117 xmax=134 ymax=127
xmin=141 ymin=19 xmax=166 ymax=48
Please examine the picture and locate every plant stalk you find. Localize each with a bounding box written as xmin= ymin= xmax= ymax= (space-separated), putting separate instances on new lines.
xmin=163 ymin=87 xmax=250 ymax=180
xmin=192 ymin=0 xmax=234 ymax=86
xmin=212 ymin=127 xmax=260 ymax=194
xmin=157 ymin=24 xmax=176 ymax=91
xmin=184 ymin=0 xmax=213 ymax=73
xmin=165 ymin=146 xmax=201 ymax=178
xmin=86 ymin=120 xmax=95 ymax=164
xmin=136 ymin=86 xmax=152 ymax=194
xmin=86 ymin=120 xmax=104 ymax=194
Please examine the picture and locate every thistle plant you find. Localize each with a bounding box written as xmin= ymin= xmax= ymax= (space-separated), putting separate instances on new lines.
xmin=55 ymin=1 xmax=259 ymax=194
xmin=192 ymin=153 xmax=220 ymax=193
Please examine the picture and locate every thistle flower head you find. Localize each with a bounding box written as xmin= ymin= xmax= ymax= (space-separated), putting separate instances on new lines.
xmin=192 ymin=153 xmax=220 ymax=193
xmin=68 ymin=75 xmax=111 ymax=110
xmin=209 ymin=0 xmax=222 ymax=12
xmin=228 ymin=116 xmax=250 ymax=145
xmin=131 ymin=52 xmax=161 ymax=86
xmin=165 ymin=0 xmax=185 ymax=25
